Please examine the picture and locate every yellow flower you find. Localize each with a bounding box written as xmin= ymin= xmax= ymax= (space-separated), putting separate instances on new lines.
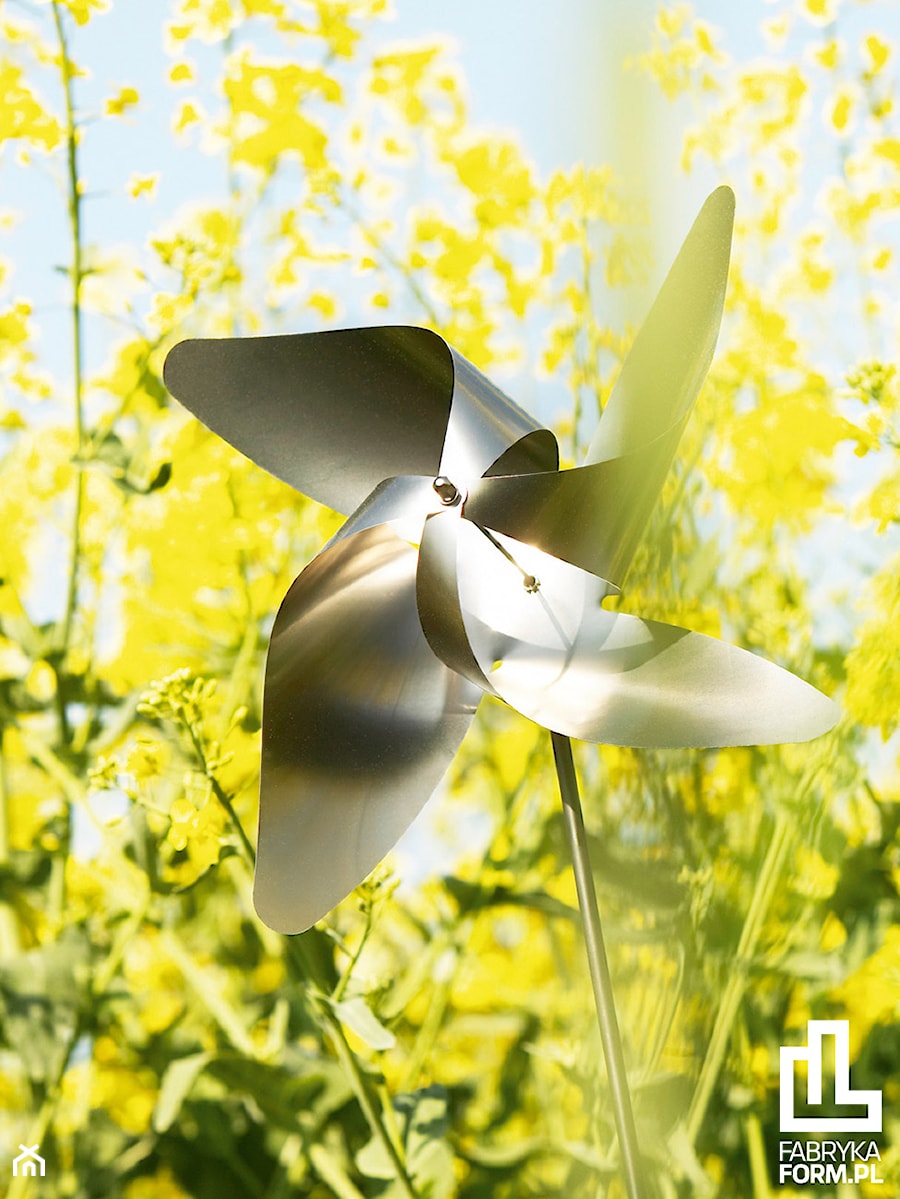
xmin=91 ymin=1041 xmax=157 ymax=1135
xmin=105 ymin=85 xmax=140 ymax=117
xmin=834 ymin=926 xmax=900 ymax=1047
xmin=814 ymin=39 xmax=840 ymax=69
xmin=125 ymin=1169 xmax=191 ymax=1199
xmin=168 ymin=60 xmax=195 ymax=84
xmin=223 ymin=54 xmax=340 ymax=174
xmin=0 ymin=300 xmax=32 ymax=347
xmin=126 ymin=736 xmax=169 ymax=782
xmin=792 ymin=847 xmax=839 ymax=899
xmin=0 ymin=62 xmax=62 ymax=151
xmin=58 ymin=0 xmax=109 ymax=25
xmin=820 ymin=913 xmax=847 ymax=952
xmin=863 ymin=33 xmax=890 ymax=76
xmin=0 ymin=635 xmax=28 ymax=679
xmin=251 ymin=957 xmax=286 ymax=993
xmin=173 ymin=99 xmax=203 ymax=135
xmin=827 ymin=85 xmax=856 ymax=135
xmin=802 ymin=0 xmax=838 ymax=26
xmin=307 ymin=291 xmax=337 ymax=319
xmin=129 ymin=172 xmax=159 ymax=199
xmin=124 ymin=931 xmax=186 ymax=1034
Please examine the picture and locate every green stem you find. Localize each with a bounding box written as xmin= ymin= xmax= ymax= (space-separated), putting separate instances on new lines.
xmin=307 ymin=1143 xmax=367 ymax=1199
xmin=324 ymin=1011 xmax=421 ymax=1199
xmin=340 ymin=195 xmax=442 ymax=327
xmin=0 ymin=742 xmax=21 ymax=956
xmin=185 ymin=722 xmax=258 ymax=868
xmin=93 ymin=900 xmax=148 ymax=995
xmin=51 ymin=0 xmax=86 ymax=689
xmin=685 ymin=811 xmax=792 ymax=1145
xmin=282 ymin=935 xmax=420 ymax=1199
xmin=745 ymin=1112 xmax=771 ymax=1199
xmin=331 ymin=904 xmax=374 ymax=1004
xmin=212 ymin=775 xmax=258 ymax=867
xmin=400 ymin=949 xmax=455 ymax=1091
xmin=48 ymin=0 xmax=85 ymax=929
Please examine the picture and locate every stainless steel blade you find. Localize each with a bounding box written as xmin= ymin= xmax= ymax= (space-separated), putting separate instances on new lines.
xmin=463 ymin=425 xmax=682 ymax=585
xmin=164 ymin=327 xmax=456 ymax=515
xmin=439 ymin=349 xmax=558 ymax=481
xmin=445 ymin=518 xmax=836 ymax=747
xmin=463 ymin=187 xmax=734 ymax=586
xmin=323 ymin=474 xmax=440 ymax=550
xmin=416 ymin=508 xmax=497 ymax=695
xmin=164 ymin=327 xmax=558 ymax=519
xmin=255 ymin=523 xmax=481 ymax=933
xmin=588 ymin=184 xmax=734 ymax=465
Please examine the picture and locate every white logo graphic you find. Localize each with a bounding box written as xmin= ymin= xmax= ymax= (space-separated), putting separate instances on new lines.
xmin=780 ymin=1020 xmax=882 ymax=1133
xmin=12 ymin=1144 xmax=45 ymax=1178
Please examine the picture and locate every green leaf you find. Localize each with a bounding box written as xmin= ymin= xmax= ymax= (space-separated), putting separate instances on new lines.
xmin=357 ymin=1087 xmax=455 ymax=1197
xmin=154 ymin=1052 xmax=211 ymax=1132
xmin=208 ymin=1055 xmax=345 ymax=1130
xmin=332 ymin=996 xmax=396 ymax=1051
xmin=0 ymin=931 xmax=91 ymax=1082
xmin=355 ymin=1134 xmax=395 ymax=1181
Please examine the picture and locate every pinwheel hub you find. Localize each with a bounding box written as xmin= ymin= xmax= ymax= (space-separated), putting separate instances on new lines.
xmin=432 ymin=475 xmax=464 ymax=507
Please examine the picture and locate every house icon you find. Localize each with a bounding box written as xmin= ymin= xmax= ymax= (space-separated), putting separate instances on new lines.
xmin=12 ymin=1144 xmax=45 ymax=1177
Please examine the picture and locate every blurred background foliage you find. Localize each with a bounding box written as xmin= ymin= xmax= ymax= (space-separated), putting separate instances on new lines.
xmin=0 ymin=0 xmax=899 ymax=1195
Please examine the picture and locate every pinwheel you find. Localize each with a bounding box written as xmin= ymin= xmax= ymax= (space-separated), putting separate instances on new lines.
xmin=163 ymin=186 xmax=836 ymax=1196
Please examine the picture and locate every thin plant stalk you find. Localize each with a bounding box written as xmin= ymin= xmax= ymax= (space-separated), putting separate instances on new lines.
xmin=685 ymin=811 xmax=792 ymax=1145
xmin=48 ymin=0 xmax=84 ymax=935
xmin=51 ymin=0 xmax=86 ymax=685
xmin=0 ymin=747 xmax=21 ymax=957
xmin=745 ymin=1112 xmax=772 ymax=1199
xmin=551 ymin=731 xmax=644 ymax=1199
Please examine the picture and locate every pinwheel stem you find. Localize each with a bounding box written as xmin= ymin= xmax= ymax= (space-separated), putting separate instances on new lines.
xmin=473 ymin=523 xmax=540 ymax=592
xmin=551 ymin=731 xmax=644 ymax=1199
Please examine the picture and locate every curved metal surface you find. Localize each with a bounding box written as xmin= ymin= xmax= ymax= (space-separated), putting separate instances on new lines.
xmin=448 ymin=519 xmax=836 ymax=746
xmin=164 ymin=327 xmax=558 ymax=520
xmin=463 ymin=186 xmax=734 ymax=586
xmin=164 ymin=327 xmax=455 ymax=515
xmin=255 ymin=523 xmax=481 ymax=934
xmin=463 ymin=425 xmax=683 ymax=585
xmin=440 ymin=349 xmax=558 ymax=481
xmin=416 ymin=507 xmax=497 ymax=695
xmin=324 ymin=475 xmax=440 ymax=550
xmin=588 ymin=184 xmax=734 ymax=465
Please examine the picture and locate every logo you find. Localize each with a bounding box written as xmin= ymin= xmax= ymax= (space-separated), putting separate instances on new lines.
xmin=12 ymin=1144 xmax=45 ymax=1178
xmin=780 ymin=1019 xmax=881 ymax=1133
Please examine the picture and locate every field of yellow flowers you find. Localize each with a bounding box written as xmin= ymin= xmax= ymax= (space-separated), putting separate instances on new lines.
xmin=0 ymin=2 xmax=898 ymax=1195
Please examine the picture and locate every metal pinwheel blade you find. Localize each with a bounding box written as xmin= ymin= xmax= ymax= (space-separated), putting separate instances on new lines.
xmin=163 ymin=184 xmax=837 ymax=937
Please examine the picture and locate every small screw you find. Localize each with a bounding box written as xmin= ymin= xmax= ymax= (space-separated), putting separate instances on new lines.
xmin=433 ymin=476 xmax=462 ymax=506
xmin=523 ymin=575 xmax=540 ymax=593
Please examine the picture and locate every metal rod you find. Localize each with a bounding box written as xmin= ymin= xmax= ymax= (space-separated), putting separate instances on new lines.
xmin=551 ymin=730 xmax=644 ymax=1199
xmin=472 ymin=522 xmax=540 ymax=592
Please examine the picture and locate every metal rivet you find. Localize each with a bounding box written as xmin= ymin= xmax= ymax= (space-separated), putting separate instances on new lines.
xmin=433 ymin=476 xmax=461 ymax=506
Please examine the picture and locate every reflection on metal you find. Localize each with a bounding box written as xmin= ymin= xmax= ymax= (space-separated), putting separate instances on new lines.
xmin=165 ymin=186 xmax=838 ymax=1197
xmin=255 ymin=524 xmax=480 ymax=933
xmin=164 ymin=183 xmax=837 ymax=932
